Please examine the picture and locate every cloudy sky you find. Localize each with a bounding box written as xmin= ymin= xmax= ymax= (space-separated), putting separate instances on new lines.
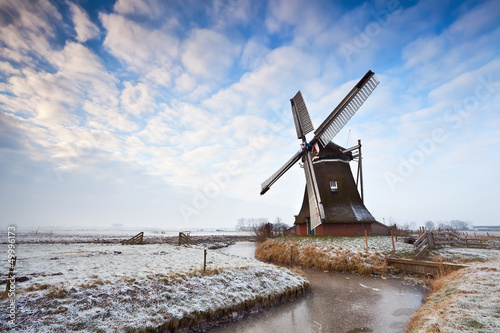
xmin=1 ymin=0 xmax=499 ymax=230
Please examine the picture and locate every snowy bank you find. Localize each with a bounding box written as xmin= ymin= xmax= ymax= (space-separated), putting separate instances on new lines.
xmin=0 ymin=243 xmax=308 ymax=332
xmin=256 ymin=236 xmax=416 ymax=275
xmin=406 ymin=259 xmax=500 ymax=332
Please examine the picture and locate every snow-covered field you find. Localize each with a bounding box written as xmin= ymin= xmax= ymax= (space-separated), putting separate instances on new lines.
xmin=406 ymin=259 xmax=500 ymax=332
xmin=431 ymin=247 xmax=500 ymax=263
xmin=0 ymin=243 xmax=308 ymax=332
xmin=0 ymin=230 xmax=253 ymax=245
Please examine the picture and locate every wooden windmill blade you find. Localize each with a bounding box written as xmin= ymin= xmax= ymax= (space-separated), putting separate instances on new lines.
xmin=260 ymin=91 xmax=314 ymax=195
xmin=312 ymin=70 xmax=379 ymax=147
xmin=260 ymin=149 xmax=303 ymax=195
xmin=303 ymin=150 xmax=325 ymax=229
xmin=291 ymin=91 xmax=314 ymax=139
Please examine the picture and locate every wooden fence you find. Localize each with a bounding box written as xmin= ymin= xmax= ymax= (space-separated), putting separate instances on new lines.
xmin=387 ymin=258 xmax=468 ymax=277
xmin=122 ymin=232 xmax=144 ymax=245
xmin=415 ymin=231 xmax=489 ymax=258
xmin=178 ymin=232 xmax=197 ymax=246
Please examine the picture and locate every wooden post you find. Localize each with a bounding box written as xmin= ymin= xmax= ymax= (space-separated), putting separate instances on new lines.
xmin=365 ymin=230 xmax=368 ymax=252
xmin=290 ymin=245 xmax=293 ymax=267
xmin=395 ymin=226 xmax=398 ymax=242
xmin=358 ymin=140 xmax=364 ymax=203
xmin=427 ymin=232 xmax=435 ymax=249
xmin=203 ymin=249 xmax=207 ymax=272
xmin=391 ymin=230 xmax=396 ymax=252
xmin=5 ymin=256 xmax=16 ymax=296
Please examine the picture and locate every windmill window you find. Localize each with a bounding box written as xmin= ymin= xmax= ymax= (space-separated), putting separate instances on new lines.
xmin=330 ymin=180 xmax=338 ymax=192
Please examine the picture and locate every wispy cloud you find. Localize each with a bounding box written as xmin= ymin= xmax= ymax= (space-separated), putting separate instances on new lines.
xmin=69 ymin=3 xmax=100 ymax=43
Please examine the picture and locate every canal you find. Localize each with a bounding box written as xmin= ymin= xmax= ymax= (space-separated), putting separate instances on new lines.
xmin=212 ymin=242 xmax=425 ymax=333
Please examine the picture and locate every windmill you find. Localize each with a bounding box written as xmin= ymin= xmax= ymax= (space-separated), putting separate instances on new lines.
xmin=260 ymin=70 xmax=388 ymax=236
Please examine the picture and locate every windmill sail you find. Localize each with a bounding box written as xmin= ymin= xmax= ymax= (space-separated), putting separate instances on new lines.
xmin=291 ymin=91 xmax=314 ymax=139
xmin=260 ymin=70 xmax=379 ymax=233
xmin=303 ymin=151 xmax=325 ymax=229
xmin=260 ymin=149 xmax=303 ymax=195
xmin=313 ymin=71 xmax=379 ymax=147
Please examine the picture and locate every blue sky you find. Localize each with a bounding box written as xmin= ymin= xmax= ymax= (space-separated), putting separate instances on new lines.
xmin=1 ymin=0 xmax=499 ymax=230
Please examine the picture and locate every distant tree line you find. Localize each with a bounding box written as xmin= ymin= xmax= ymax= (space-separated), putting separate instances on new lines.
xmin=236 ymin=218 xmax=269 ymax=230
xmin=236 ymin=217 xmax=289 ymax=231
xmin=392 ymin=219 xmax=472 ymax=232
xmin=424 ymin=220 xmax=472 ymax=231
xmin=236 ymin=217 xmax=289 ymax=242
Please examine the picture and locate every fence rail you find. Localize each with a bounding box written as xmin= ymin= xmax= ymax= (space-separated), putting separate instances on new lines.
xmin=414 ymin=232 xmax=430 ymax=259
xmin=178 ymin=232 xmax=197 ymax=246
xmin=122 ymin=232 xmax=144 ymax=245
xmin=414 ymin=231 xmax=490 ymax=258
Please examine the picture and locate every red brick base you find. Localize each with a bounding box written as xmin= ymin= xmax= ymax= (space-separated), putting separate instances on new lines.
xmin=287 ymin=223 xmax=375 ymax=237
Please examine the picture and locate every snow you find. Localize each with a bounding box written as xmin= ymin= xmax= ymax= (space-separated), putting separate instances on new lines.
xmin=431 ymin=247 xmax=500 ymax=262
xmin=1 ymin=230 xmax=252 ymax=244
xmin=0 ymin=243 xmax=308 ymax=332
xmin=350 ymin=203 xmax=375 ymax=221
xmin=290 ymin=235 xmax=416 ymax=255
xmin=407 ymin=259 xmax=500 ymax=332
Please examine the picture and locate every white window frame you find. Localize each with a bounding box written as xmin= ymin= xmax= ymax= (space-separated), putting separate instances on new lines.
xmin=330 ymin=180 xmax=338 ymax=192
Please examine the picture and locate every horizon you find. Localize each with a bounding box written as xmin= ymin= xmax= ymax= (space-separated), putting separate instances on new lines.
xmin=1 ymin=0 xmax=500 ymax=230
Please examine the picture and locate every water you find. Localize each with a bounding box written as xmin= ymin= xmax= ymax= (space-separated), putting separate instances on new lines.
xmin=213 ymin=242 xmax=425 ymax=333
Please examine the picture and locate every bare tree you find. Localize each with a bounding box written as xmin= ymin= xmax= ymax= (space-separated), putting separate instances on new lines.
xmin=236 ymin=218 xmax=246 ymax=231
xmin=252 ymin=222 xmax=271 ymax=243
xmin=425 ymin=221 xmax=435 ymax=231
xmin=450 ymin=220 xmax=470 ymax=231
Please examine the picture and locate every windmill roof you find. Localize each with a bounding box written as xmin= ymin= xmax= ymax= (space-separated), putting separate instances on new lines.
xmin=315 ymin=141 xmax=353 ymax=161
xmin=295 ymin=144 xmax=376 ymax=225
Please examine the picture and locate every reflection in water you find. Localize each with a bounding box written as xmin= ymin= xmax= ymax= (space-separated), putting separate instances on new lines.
xmin=212 ymin=242 xmax=424 ymax=333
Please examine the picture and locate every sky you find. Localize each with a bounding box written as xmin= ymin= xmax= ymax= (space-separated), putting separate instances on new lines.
xmin=1 ymin=0 xmax=499 ymax=230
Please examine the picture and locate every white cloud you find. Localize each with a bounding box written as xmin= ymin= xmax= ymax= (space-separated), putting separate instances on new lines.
xmin=69 ymin=3 xmax=100 ymax=43
xmin=240 ymin=37 xmax=271 ymax=70
xmin=402 ymin=36 xmax=444 ymax=69
xmin=138 ymin=108 xmax=177 ymax=144
xmin=181 ymin=144 xmax=224 ymax=164
xmin=100 ymin=13 xmax=179 ymax=83
xmin=447 ymin=0 xmax=500 ymax=39
xmin=113 ymin=0 xmax=163 ymax=18
xmin=0 ymin=60 xmax=19 ymax=76
xmin=203 ymin=45 xmax=320 ymax=119
xmin=175 ymin=73 xmax=197 ymax=92
xmin=401 ymin=1 xmax=500 ymax=92
xmin=181 ymin=28 xmax=240 ymax=78
xmin=265 ymin=0 xmax=333 ymax=41
xmin=0 ymin=0 xmax=62 ymax=61
xmin=209 ymin=0 xmax=254 ymax=27
xmin=120 ymin=81 xmax=155 ymax=116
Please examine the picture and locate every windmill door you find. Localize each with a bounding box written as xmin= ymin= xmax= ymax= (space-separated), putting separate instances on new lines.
xmin=306 ymin=218 xmax=315 ymax=235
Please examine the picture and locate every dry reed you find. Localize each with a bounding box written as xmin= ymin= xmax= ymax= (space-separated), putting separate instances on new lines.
xmin=256 ymin=239 xmax=386 ymax=275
